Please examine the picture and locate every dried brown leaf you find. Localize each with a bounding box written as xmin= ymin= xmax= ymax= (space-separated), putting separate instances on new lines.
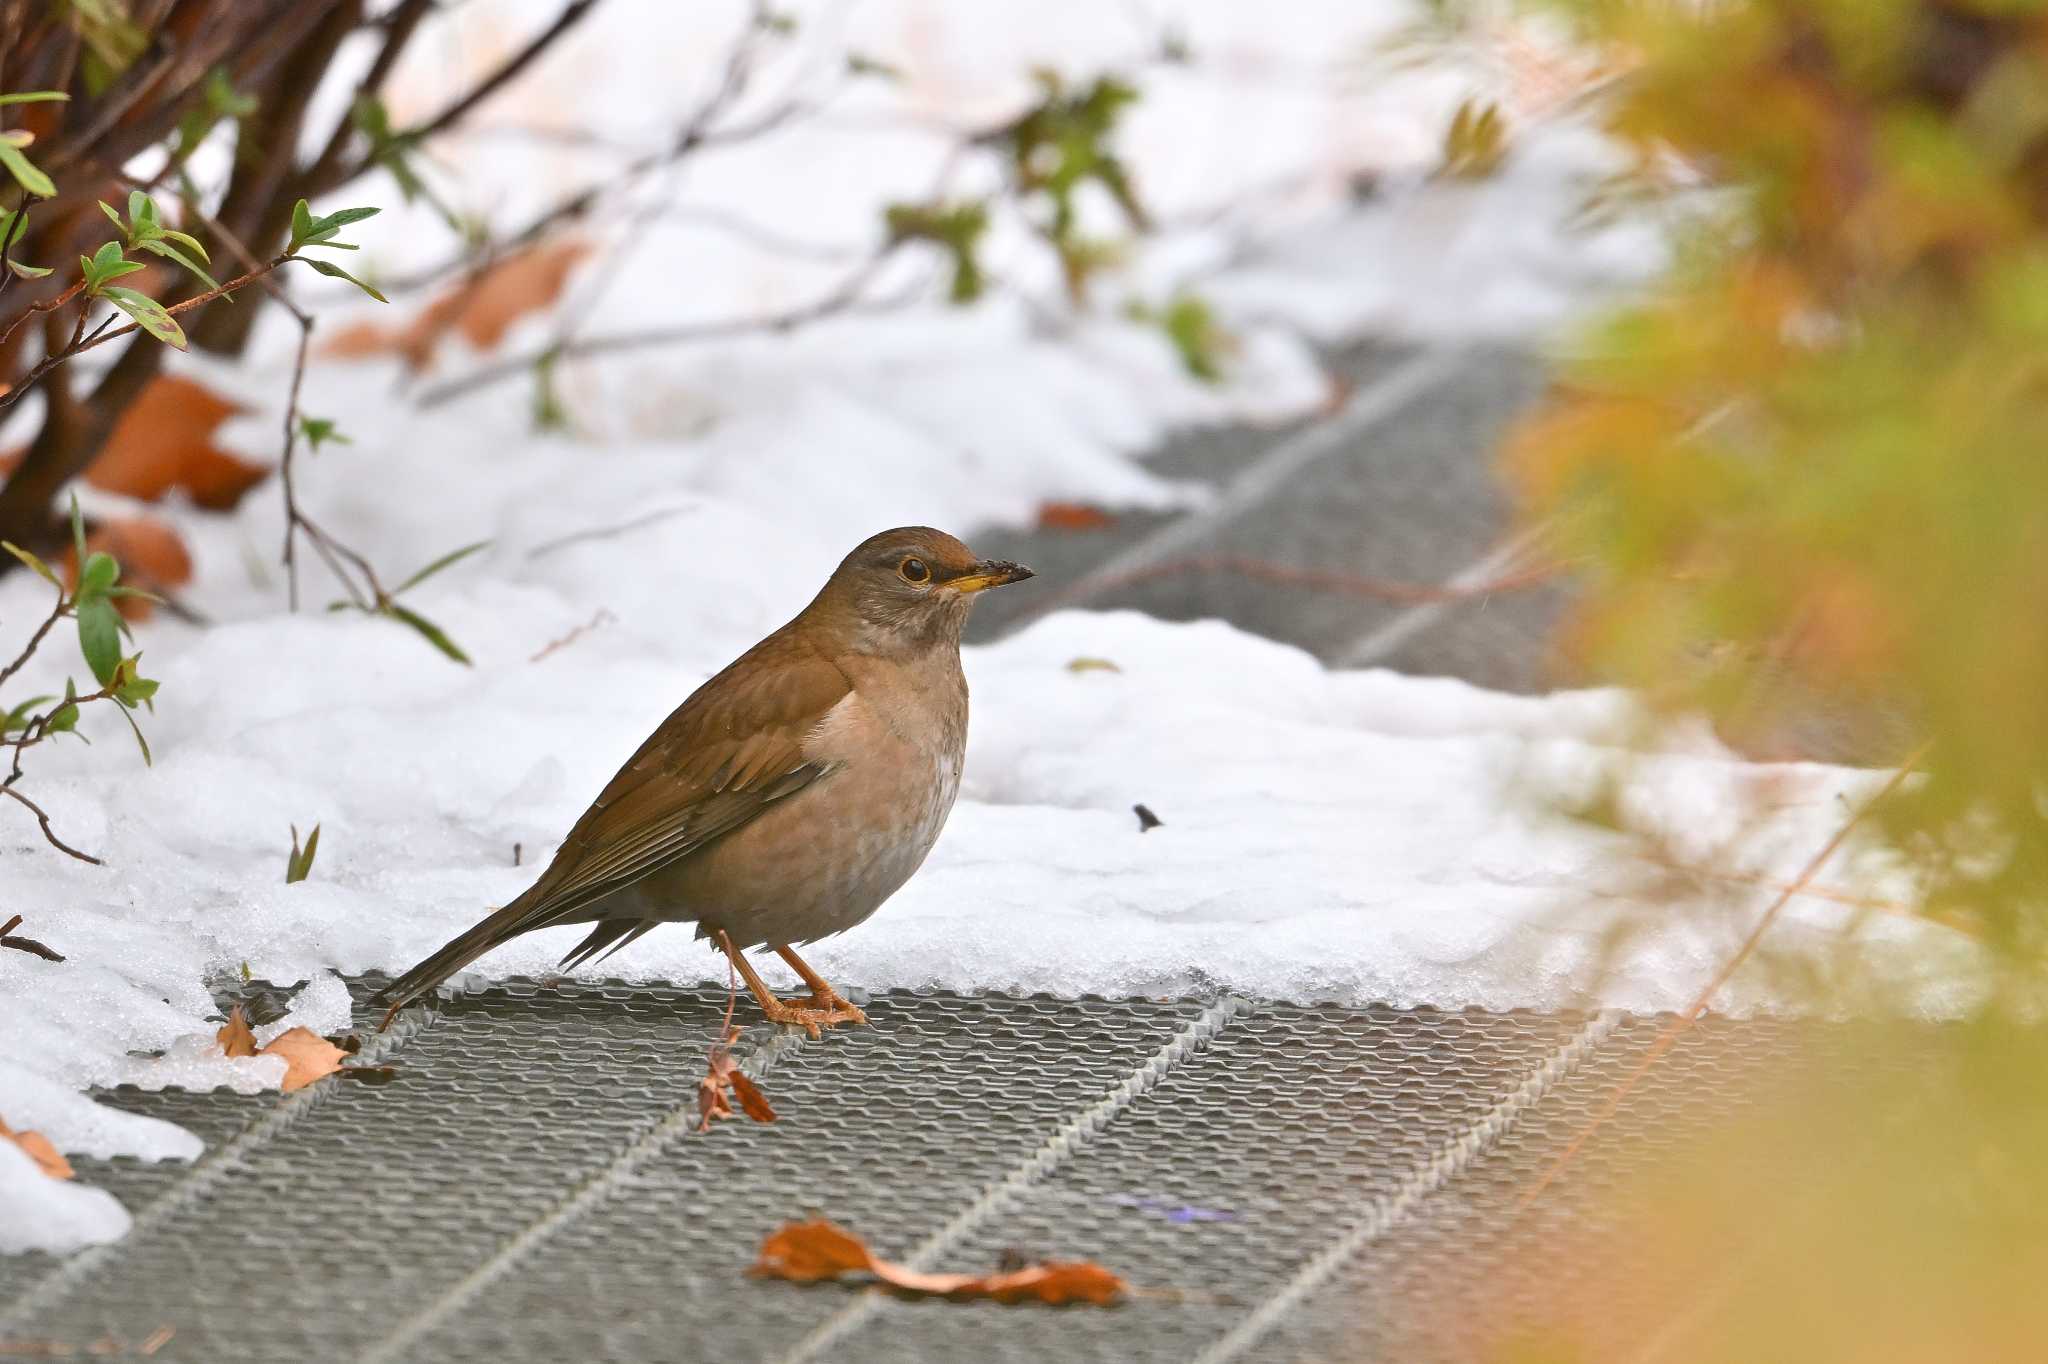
xmin=751 ymin=1219 xmax=1127 ymax=1305
xmin=727 ymin=1068 xmax=777 ymax=1124
xmin=80 ymin=376 xmax=266 ymax=510
xmin=66 ymin=517 xmax=194 ymax=620
xmin=215 ymin=1004 xmax=258 ymax=1058
xmin=1035 ymin=501 xmax=1115 ymax=532
xmin=259 ymin=1026 xmax=348 ymax=1092
xmin=0 ymin=1117 xmax=73 ymax=1181
xmin=323 ymin=241 xmax=591 ymax=372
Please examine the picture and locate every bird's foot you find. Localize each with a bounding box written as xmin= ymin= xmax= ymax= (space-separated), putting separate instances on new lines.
xmin=758 ymin=993 xmax=867 ymax=1040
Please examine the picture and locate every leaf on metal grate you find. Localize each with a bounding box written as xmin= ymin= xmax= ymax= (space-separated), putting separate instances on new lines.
xmin=697 ymin=1028 xmax=776 ymax=1130
xmin=215 ymin=1009 xmax=354 ymax=1091
xmin=0 ymin=1115 xmax=73 ymax=1180
xmin=751 ymin=1219 xmax=1128 ymax=1305
xmin=216 ymin=1004 xmax=258 ymax=1057
xmin=261 ymin=1027 xmax=350 ymax=1092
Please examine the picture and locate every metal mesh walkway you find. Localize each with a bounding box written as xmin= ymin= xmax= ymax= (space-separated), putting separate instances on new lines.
xmin=0 ymin=978 xmax=1891 ymax=1362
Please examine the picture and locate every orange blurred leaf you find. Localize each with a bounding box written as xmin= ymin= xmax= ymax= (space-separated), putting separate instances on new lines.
xmin=696 ymin=1030 xmax=776 ymax=1132
xmin=84 ymin=375 xmax=268 ymax=510
xmin=1035 ymin=501 xmax=1116 ymax=532
xmin=0 ymin=1116 xmax=73 ymax=1181
xmin=751 ymin=1219 xmax=1127 ymax=1305
xmin=323 ymin=241 xmax=590 ymax=372
xmin=215 ymin=1004 xmax=258 ymax=1058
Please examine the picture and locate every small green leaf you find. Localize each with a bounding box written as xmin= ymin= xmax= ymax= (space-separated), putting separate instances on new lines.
xmin=3 ymin=696 xmax=53 ymax=733
xmin=286 ymin=823 xmax=320 ymax=883
xmin=0 ymin=91 xmax=70 ymax=107
xmin=289 ymin=198 xmax=315 ymax=252
xmin=298 ymin=416 xmax=350 ymax=452
xmin=117 ymin=703 xmax=150 ymax=765
xmin=77 ymin=550 xmax=119 ymax=597
xmin=157 ymin=229 xmax=209 ymax=262
xmin=99 ymin=199 xmax=125 ymax=231
xmin=135 ymin=238 xmax=220 ymax=290
xmin=1065 ymin=657 xmax=1123 ymax=674
xmin=77 ymin=598 xmax=122 ymax=684
xmin=394 ymin=540 xmax=490 ymax=595
xmin=306 ymin=206 xmax=379 ymax=239
xmin=298 ymin=256 xmax=387 ymax=303
xmin=45 ymin=693 xmax=79 ymax=734
xmin=126 ymin=189 xmax=152 ymax=226
xmin=3 ymin=540 xmax=58 ymax=585
xmin=0 ymin=140 xmax=54 ymax=198
xmin=70 ymin=496 xmax=87 ymax=568
xmin=5 ymin=259 xmax=51 ymax=279
xmin=102 ymin=286 xmax=187 ymax=348
xmin=386 ymin=604 xmax=472 ymax=666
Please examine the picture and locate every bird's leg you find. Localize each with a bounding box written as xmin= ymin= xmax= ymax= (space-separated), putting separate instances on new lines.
xmin=773 ymin=945 xmax=869 ymax=1027
xmin=712 ymin=931 xmax=861 ymax=1040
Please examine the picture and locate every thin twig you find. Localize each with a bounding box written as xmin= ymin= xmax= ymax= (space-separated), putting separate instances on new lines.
xmin=0 ymin=580 xmax=64 ymax=693
xmin=1513 ymin=742 xmax=1932 ymax=1213
xmin=414 ymin=248 xmax=915 ymax=408
xmin=0 ymin=912 xmax=64 ymax=961
xmin=0 ymin=784 xmax=101 ymax=864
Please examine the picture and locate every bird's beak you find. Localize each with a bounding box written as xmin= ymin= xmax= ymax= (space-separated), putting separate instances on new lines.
xmin=946 ymin=559 xmax=1035 ymax=594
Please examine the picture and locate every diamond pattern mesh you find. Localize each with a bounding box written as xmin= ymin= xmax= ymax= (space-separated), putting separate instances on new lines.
xmin=0 ymin=980 xmax=1900 ymax=1363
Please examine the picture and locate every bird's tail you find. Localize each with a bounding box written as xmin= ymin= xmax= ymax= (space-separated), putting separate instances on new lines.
xmin=373 ymin=894 xmax=538 ymax=1031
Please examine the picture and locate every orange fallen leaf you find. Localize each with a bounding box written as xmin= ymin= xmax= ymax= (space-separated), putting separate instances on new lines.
xmin=216 ymin=1004 xmax=258 ymax=1058
xmin=751 ymin=1219 xmax=1127 ymax=1306
xmin=1035 ymin=501 xmax=1116 ymax=532
xmin=697 ymin=1028 xmax=777 ymax=1131
xmin=0 ymin=1116 xmax=74 ymax=1181
xmin=323 ymin=240 xmax=590 ymax=372
xmin=87 ymin=375 xmax=268 ymax=509
xmin=259 ymin=1027 xmax=349 ymax=1093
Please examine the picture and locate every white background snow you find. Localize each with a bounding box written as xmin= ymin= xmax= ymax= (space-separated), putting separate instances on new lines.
xmin=0 ymin=0 xmax=1970 ymax=1252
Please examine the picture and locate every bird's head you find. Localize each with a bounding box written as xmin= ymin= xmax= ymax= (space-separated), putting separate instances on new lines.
xmin=810 ymin=526 xmax=1034 ymax=655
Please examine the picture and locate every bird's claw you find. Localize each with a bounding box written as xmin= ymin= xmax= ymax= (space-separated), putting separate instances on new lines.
xmin=761 ymin=994 xmax=867 ymax=1039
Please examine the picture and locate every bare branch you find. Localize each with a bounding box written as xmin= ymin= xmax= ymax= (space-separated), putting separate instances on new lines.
xmin=0 ymin=784 xmax=102 ymax=865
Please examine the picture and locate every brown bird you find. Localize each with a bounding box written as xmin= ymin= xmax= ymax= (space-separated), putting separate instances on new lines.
xmin=375 ymin=527 xmax=1033 ymax=1035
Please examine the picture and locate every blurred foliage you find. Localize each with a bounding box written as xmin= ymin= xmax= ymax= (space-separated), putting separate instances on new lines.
xmin=1508 ymin=0 xmax=2048 ymax=976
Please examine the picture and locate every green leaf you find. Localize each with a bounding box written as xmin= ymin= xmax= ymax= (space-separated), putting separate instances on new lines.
xmin=386 ymin=604 xmax=472 ymax=666
xmin=394 ymin=540 xmax=490 ymax=595
xmin=70 ymin=495 xmax=87 ymax=569
xmin=45 ymin=700 xmax=79 ymax=734
xmin=3 ymin=696 xmax=53 ymax=733
xmin=298 ymin=416 xmax=350 ymax=452
xmin=307 ymin=206 xmax=379 ymax=239
xmin=117 ymin=702 xmax=150 ymax=765
xmin=298 ymin=256 xmax=387 ymax=303
xmin=126 ymin=189 xmax=152 ymax=226
xmin=76 ymin=598 xmax=122 ymax=684
xmin=135 ymin=238 xmax=220 ymax=290
xmin=102 ymin=286 xmax=187 ymax=348
xmin=0 ymin=140 xmax=54 ymax=198
xmin=3 ymin=540 xmax=59 ymax=585
xmin=4 ymin=259 xmax=51 ymax=279
xmin=289 ymin=198 xmax=315 ymax=252
xmin=98 ymin=199 xmax=125 ymax=231
xmin=77 ymin=549 xmax=118 ymax=598
xmin=157 ymin=229 xmax=209 ymax=262
xmin=286 ymin=823 xmax=320 ymax=884
xmin=0 ymin=91 xmax=70 ymax=107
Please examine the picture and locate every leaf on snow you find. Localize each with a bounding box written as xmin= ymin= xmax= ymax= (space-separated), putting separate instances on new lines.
xmin=216 ymin=1004 xmax=258 ymax=1058
xmin=0 ymin=377 xmax=267 ymax=511
xmin=750 ymin=1219 xmax=1128 ymax=1305
xmin=0 ymin=1116 xmax=74 ymax=1180
xmin=321 ymin=240 xmax=590 ymax=372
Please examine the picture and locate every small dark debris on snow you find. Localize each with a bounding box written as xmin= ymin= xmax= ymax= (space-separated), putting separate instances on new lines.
xmin=1133 ymin=803 xmax=1163 ymax=832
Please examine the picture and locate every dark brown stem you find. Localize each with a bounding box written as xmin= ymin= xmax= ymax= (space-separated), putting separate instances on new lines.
xmin=0 ymin=784 xmax=102 ymax=864
xmin=0 ymin=913 xmax=66 ymax=961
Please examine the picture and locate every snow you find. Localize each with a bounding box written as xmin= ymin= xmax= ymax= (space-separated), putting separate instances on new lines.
xmin=0 ymin=0 xmax=1959 ymax=1254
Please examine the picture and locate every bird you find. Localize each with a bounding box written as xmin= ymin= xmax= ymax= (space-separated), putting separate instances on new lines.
xmin=374 ymin=527 xmax=1034 ymax=1036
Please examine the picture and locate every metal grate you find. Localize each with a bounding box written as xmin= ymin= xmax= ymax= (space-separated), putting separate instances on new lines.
xmin=0 ymin=981 xmax=1918 ymax=1362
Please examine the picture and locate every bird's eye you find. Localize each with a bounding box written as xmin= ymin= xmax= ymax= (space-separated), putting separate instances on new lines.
xmin=899 ymin=557 xmax=931 ymax=584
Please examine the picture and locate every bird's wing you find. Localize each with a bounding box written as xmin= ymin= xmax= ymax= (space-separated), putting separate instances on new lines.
xmin=509 ymin=630 xmax=851 ymax=932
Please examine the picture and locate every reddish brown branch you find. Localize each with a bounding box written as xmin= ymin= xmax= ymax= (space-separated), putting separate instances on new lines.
xmin=1514 ymin=742 xmax=1931 ymax=1213
xmin=0 ymin=912 xmax=65 ymax=961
